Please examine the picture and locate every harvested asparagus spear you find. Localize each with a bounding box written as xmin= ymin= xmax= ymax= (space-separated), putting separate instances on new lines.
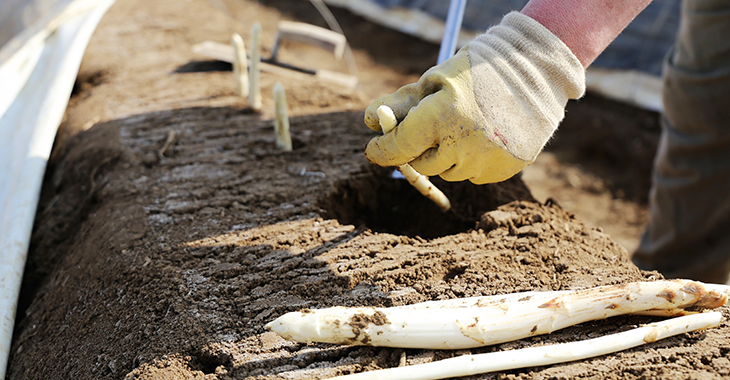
xmin=393 ymin=289 xmax=698 ymax=317
xmin=231 ymin=33 xmax=249 ymax=97
xmin=273 ymin=82 xmax=292 ymax=151
xmin=329 ymin=312 xmax=722 ymax=380
xmin=249 ymin=23 xmax=262 ymax=111
xmin=377 ymin=105 xmax=451 ymax=211
xmin=266 ymin=280 xmax=727 ymax=350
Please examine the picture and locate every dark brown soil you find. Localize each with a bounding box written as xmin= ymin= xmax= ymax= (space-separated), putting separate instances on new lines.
xmin=8 ymin=0 xmax=730 ymax=379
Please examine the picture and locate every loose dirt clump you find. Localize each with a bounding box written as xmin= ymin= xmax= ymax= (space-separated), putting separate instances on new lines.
xmin=7 ymin=0 xmax=730 ymax=379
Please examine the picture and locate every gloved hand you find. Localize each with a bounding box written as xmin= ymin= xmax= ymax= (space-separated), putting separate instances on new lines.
xmin=364 ymin=12 xmax=585 ymax=184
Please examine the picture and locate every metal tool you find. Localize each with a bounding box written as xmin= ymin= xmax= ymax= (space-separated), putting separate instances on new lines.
xmin=439 ymin=0 xmax=467 ymax=65
xmin=192 ymin=21 xmax=358 ymax=88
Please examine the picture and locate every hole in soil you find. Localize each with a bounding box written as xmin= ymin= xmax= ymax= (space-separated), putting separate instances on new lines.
xmin=319 ymin=166 xmax=535 ymax=239
xmin=174 ymin=60 xmax=233 ymax=73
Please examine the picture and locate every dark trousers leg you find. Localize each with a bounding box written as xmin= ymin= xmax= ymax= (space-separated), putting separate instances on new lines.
xmin=633 ymin=0 xmax=730 ymax=283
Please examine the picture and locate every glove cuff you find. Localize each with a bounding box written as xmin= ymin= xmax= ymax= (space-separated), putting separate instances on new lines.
xmin=500 ymin=12 xmax=585 ymax=101
xmin=469 ymin=12 xmax=586 ymax=123
xmin=465 ymin=12 xmax=586 ymax=161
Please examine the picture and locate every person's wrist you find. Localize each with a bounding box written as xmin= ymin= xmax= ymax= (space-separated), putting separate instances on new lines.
xmin=520 ymin=5 xmax=596 ymax=68
xmin=520 ymin=0 xmax=653 ymax=69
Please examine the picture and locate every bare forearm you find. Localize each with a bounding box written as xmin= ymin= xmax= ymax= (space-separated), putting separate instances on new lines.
xmin=521 ymin=0 xmax=652 ymax=68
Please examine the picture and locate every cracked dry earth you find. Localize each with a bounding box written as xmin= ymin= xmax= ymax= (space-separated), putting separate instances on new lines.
xmin=7 ymin=0 xmax=730 ymax=379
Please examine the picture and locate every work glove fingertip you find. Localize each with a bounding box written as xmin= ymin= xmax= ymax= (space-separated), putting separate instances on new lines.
xmin=439 ymin=170 xmax=470 ymax=183
xmin=364 ymin=101 xmax=386 ymax=132
xmin=364 ymin=84 xmax=422 ymax=132
xmin=364 ymin=137 xmax=389 ymax=166
xmin=364 ymin=136 xmax=394 ymax=166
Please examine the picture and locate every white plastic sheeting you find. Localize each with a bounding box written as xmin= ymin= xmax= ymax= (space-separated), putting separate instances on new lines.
xmin=0 ymin=0 xmax=115 ymax=378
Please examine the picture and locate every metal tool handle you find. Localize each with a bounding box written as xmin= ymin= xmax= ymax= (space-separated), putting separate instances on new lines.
xmin=438 ymin=0 xmax=467 ymax=64
xmin=270 ymin=20 xmax=347 ymax=62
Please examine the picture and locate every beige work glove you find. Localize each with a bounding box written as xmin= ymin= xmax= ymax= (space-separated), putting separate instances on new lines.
xmin=364 ymin=12 xmax=585 ymax=184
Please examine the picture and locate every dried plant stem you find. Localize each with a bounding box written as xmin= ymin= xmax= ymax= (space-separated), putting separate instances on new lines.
xmin=249 ymin=23 xmax=262 ymax=111
xmin=273 ymin=82 xmax=292 ymax=151
xmin=329 ymin=312 xmax=722 ymax=380
xmin=266 ymin=280 xmax=727 ymax=350
xmin=231 ymin=33 xmax=249 ymax=97
xmin=376 ymin=105 xmax=451 ymax=211
xmin=158 ymin=129 xmax=177 ymax=159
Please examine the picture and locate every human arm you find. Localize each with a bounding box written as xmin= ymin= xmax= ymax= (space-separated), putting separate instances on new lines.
xmin=363 ymin=1 xmax=651 ymax=184
xmin=521 ymin=0 xmax=653 ymax=68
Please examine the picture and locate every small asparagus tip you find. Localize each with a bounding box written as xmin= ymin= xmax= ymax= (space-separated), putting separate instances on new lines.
xmin=377 ymin=105 xmax=397 ymax=134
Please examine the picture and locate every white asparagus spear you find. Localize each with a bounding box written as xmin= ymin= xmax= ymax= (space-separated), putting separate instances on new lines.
xmin=701 ymin=282 xmax=730 ymax=298
xmin=329 ymin=312 xmax=722 ymax=380
xmin=376 ymin=105 xmax=451 ymax=212
xmin=393 ymin=289 xmax=568 ymax=310
xmin=231 ymin=33 xmax=249 ymax=97
xmin=394 ymin=290 xmax=698 ymax=317
xmin=249 ymin=23 xmax=262 ymax=111
xmin=266 ymin=280 xmax=727 ymax=350
xmin=273 ymin=82 xmax=292 ymax=151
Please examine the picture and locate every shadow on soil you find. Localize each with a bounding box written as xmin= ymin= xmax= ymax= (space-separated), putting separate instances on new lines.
xmin=11 ymin=106 xmax=537 ymax=378
xmin=174 ymin=60 xmax=233 ymax=73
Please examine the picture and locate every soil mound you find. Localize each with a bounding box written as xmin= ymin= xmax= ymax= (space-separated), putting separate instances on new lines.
xmin=7 ymin=0 xmax=730 ymax=379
